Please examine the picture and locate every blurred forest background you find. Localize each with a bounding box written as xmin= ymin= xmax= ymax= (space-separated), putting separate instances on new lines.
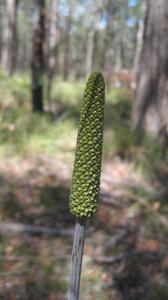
xmin=0 ymin=0 xmax=168 ymax=299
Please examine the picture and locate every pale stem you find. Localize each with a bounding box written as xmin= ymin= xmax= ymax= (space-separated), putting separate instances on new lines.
xmin=68 ymin=218 xmax=86 ymax=300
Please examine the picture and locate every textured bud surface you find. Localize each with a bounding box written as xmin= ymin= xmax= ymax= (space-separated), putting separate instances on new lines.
xmin=69 ymin=72 xmax=105 ymax=218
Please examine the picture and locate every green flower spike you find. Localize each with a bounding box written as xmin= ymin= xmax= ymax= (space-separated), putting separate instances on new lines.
xmin=69 ymin=72 xmax=105 ymax=218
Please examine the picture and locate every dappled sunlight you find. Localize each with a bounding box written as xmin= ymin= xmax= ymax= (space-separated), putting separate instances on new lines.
xmin=0 ymin=142 xmax=168 ymax=298
xmin=0 ymin=72 xmax=168 ymax=298
xmin=0 ymin=0 xmax=168 ymax=297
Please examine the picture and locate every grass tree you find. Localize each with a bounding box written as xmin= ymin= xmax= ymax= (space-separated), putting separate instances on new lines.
xmin=68 ymin=72 xmax=105 ymax=300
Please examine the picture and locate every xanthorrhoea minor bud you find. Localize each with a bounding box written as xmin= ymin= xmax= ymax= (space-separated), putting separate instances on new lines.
xmin=68 ymin=72 xmax=105 ymax=300
xmin=69 ymin=72 xmax=105 ymax=218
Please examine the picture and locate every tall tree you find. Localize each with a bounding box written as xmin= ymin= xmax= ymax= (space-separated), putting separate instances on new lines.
xmin=100 ymin=0 xmax=119 ymax=87
xmin=0 ymin=0 xmax=141 ymax=81
xmin=85 ymin=27 xmax=96 ymax=78
xmin=115 ymin=32 xmax=124 ymax=70
xmin=0 ymin=0 xmax=7 ymax=68
xmin=0 ymin=0 xmax=4 ymax=61
xmin=47 ymin=0 xmax=59 ymax=104
xmin=8 ymin=0 xmax=19 ymax=74
xmin=133 ymin=19 xmax=144 ymax=74
xmin=101 ymin=0 xmax=114 ymax=73
xmin=32 ymin=0 xmax=46 ymax=113
xmin=132 ymin=0 xmax=168 ymax=143
xmin=17 ymin=1 xmax=35 ymax=71
xmin=62 ymin=2 xmax=72 ymax=81
xmin=1 ymin=0 xmax=19 ymax=74
xmin=85 ymin=1 xmax=103 ymax=78
xmin=132 ymin=0 xmax=145 ymax=73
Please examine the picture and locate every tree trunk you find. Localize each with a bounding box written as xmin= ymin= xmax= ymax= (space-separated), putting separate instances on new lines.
xmin=47 ymin=0 xmax=59 ymax=105
xmin=85 ymin=4 xmax=102 ymax=79
xmin=132 ymin=0 xmax=168 ymax=144
xmin=101 ymin=17 xmax=110 ymax=73
xmin=133 ymin=1 xmax=146 ymax=74
xmin=1 ymin=1 xmax=9 ymax=72
xmin=8 ymin=0 xmax=19 ymax=74
xmin=133 ymin=21 xmax=144 ymax=75
xmin=62 ymin=5 xmax=71 ymax=81
xmin=0 ymin=0 xmax=4 ymax=60
xmin=101 ymin=0 xmax=118 ymax=87
xmin=32 ymin=0 xmax=46 ymax=113
xmin=85 ymin=28 xmax=96 ymax=79
xmin=1 ymin=0 xmax=19 ymax=74
xmin=115 ymin=39 xmax=123 ymax=71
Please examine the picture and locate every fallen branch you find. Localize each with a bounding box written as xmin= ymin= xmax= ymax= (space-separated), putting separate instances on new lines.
xmin=94 ymin=252 xmax=130 ymax=264
xmin=94 ymin=249 xmax=158 ymax=265
xmin=0 ymin=254 xmax=69 ymax=262
xmin=0 ymin=221 xmax=74 ymax=236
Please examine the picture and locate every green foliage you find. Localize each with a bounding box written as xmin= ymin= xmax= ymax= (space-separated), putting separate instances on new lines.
xmin=51 ymin=78 xmax=84 ymax=105
xmin=104 ymin=88 xmax=135 ymax=159
xmin=69 ymin=72 xmax=105 ymax=218
xmin=146 ymin=285 xmax=168 ymax=300
xmin=0 ymin=111 xmax=76 ymax=158
xmin=0 ymin=71 xmax=165 ymax=176
xmin=0 ymin=71 xmax=168 ymax=300
xmin=0 ymin=70 xmax=30 ymax=108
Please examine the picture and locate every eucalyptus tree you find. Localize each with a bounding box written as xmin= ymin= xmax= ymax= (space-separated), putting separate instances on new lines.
xmin=132 ymin=0 xmax=168 ymax=143
xmin=47 ymin=0 xmax=59 ymax=104
xmin=85 ymin=0 xmax=104 ymax=78
xmin=0 ymin=0 xmax=19 ymax=74
xmin=32 ymin=0 xmax=46 ymax=112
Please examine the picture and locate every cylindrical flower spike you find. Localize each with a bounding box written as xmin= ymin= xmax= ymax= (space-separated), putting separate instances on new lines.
xmin=68 ymin=72 xmax=105 ymax=300
xmin=69 ymin=72 xmax=105 ymax=218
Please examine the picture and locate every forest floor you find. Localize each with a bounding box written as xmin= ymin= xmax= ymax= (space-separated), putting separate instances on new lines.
xmin=0 ymin=155 xmax=168 ymax=300
xmin=0 ymin=71 xmax=168 ymax=299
